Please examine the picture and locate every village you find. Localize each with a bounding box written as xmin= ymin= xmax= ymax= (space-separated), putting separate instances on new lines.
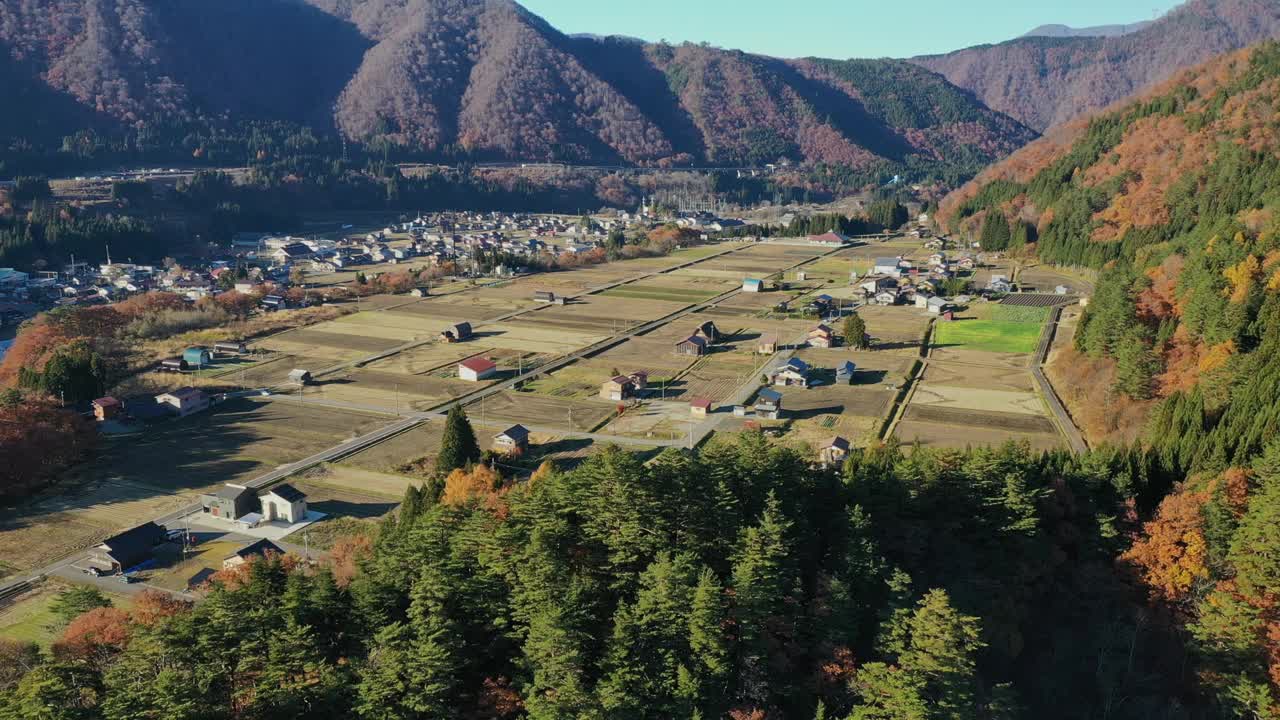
xmin=0 ymin=205 xmax=1088 ymax=643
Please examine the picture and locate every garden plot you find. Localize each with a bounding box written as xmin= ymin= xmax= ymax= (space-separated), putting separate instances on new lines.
xmin=602 ymin=400 xmax=700 ymax=441
xmin=599 ymin=283 xmax=721 ymax=304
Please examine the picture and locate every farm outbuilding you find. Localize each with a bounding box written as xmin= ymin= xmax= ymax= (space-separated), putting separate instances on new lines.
xmin=494 ymin=424 xmax=530 ymax=454
xmin=675 ymin=336 xmax=708 ymax=356
xmin=440 ymin=322 xmax=473 ymax=343
xmin=600 ymin=376 xmax=635 ymax=402
xmin=214 ymin=341 xmax=248 ymax=355
xmin=690 ymin=398 xmax=712 ymax=418
xmin=742 ymin=278 xmax=764 ymax=293
xmin=459 ymin=356 xmax=497 ymax=382
xmin=755 ymin=388 xmax=783 ymax=420
xmin=288 ymin=369 xmax=313 ymax=386
xmin=183 ymin=347 xmax=213 ymax=368
xmin=819 ymin=437 xmax=851 ymax=467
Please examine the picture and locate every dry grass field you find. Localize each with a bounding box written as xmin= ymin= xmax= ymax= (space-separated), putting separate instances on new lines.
xmin=909 ymin=383 xmax=1046 ymax=416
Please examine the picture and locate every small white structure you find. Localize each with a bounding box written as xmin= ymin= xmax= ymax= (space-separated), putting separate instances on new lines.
xmin=873 ymin=258 xmax=902 ymax=277
xmin=259 ymin=484 xmax=308 ymax=524
xmin=742 ymin=278 xmax=764 ymax=293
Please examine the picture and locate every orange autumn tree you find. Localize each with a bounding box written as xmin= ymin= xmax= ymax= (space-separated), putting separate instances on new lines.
xmin=441 ymin=464 xmax=506 ymax=509
xmin=1121 ymin=485 xmax=1211 ymax=606
xmin=52 ymin=607 xmax=132 ymax=667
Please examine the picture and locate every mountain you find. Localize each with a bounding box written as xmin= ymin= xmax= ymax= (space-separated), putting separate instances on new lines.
xmin=912 ymin=0 xmax=1280 ymax=132
xmin=0 ymin=0 xmax=1034 ymax=175
xmin=1019 ymin=21 xmax=1153 ymax=39
xmin=941 ymin=40 xmax=1280 ymax=709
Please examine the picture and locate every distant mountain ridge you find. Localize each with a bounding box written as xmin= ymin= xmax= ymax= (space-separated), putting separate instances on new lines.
xmin=0 ymin=0 xmax=1034 ymax=174
xmin=913 ymin=0 xmax=1280 ymax=132
xmin=1020 ymin=21 xmax=1153 ymax=39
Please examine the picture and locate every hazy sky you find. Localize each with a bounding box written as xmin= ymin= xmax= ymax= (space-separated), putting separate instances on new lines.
xmin=518 ymin=0 xmax=1186 ymax=59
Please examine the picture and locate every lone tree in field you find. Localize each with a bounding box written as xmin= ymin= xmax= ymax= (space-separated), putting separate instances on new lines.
xmin=437 ymin=406 xmax=480 ymax=473
xmin=843 ymin=313 xmax=870 ymax=349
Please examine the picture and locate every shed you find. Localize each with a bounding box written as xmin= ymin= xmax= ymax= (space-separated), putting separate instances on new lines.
xmin=690 ymin=397 xmax=712 ymax=418
xmin=459 ymin=356 xmax=497 ymax=382
xmin=440 ymin=322 xmax=473 ymax=343
xmin=534 ymin=290 xmax=557 ymax=303
xmin=410 ymin=287 xmax=430 ymax=298
xmin=494 ymin=424 xmax=531 ymax=453
xmin=288 ymin=369 xmax=313 ymax=386
xmin=807 ymin=324 xmax=836 ymax=349
xmin=91 ymin=522 xmax=166 ymax=573
xmin=259 ymin=483 xmax=308 ymax=524
xmin=675 ymin=335 xmax=708 ymax=356
xmin=742 ymin=278 xmax=764 ymax=293
xmin=600 ymin=376 xmax=634 ymax=401
xmin=757 ymin=336 xmax=778 ymax=354
xmin=695 ymin=321 xmax=719 ymax=343
xmin=93 ymin=396 xmax=122 ymax=422
xmin=214 ymin=341 xmax=248 ymax=355
xmin=160 ymin=357 xmax=190 ymax=373
xmin=222 ymin=539 xmax=285 ymax=570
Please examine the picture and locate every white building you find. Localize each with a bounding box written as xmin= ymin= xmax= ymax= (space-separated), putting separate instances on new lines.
xmin=259 ymin=484 xmax=308 ymax=524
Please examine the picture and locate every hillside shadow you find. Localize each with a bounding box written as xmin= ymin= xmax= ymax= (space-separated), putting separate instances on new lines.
xmin=155 ymin=0 xmax=373 ymax=127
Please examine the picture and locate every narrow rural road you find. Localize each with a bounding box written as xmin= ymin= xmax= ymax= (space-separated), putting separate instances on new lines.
xmin=1032 ymin=306 xmax=1089 ymax=453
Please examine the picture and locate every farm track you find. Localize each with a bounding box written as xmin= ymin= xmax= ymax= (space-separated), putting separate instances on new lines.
xmin=1031 ymin=306 xmax=1089 ymax=454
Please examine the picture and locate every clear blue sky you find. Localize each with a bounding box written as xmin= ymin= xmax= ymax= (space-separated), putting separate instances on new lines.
xmin=519 ymin=0 xmax=1186 ymax=59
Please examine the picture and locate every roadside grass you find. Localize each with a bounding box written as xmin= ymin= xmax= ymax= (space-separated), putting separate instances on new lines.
xmin=0 ymin=585 xmax=133 ymax=648
xmin=284 ymin=516 xmax=379 ymax=551
xmin=934 ymin=320 xmax=1043 ymax=354
xmin=146 ymin=540 xmax=241 ymax=592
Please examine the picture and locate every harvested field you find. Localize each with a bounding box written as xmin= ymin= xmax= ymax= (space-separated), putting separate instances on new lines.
xmin=895 ymin=420 xmax=1063 ymax=452
xmin=599 ymin=284 xmax=720 ymax=304
xmin=904 ymin=406 xmax=1058 ymax=434
xmin=929 ymin=347 xmax=1032 ymax=369
xmin=469 ymin=391 xmax=617 ymax=433
xmin=909 ymin=383 xmax=1045 ymax=416
xmin=778 ymin=383 xmax=897 ymax=420
xmin=857 ymin=306 xmax=931 ymax=347
xmin=275 ymin=329 xmax=404 ymax=354
xmin=477 ymin=323 xmax=609 ymax=354
xmin=97 ymin=397 xmax=388 ymax=494
xmin=922 ymin=361 xmax=1035 ymax=393
xmin=342 ymin=422 xmax=445 ymax=473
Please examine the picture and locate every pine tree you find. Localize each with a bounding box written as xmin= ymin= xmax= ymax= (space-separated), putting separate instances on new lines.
xmin=436 ymin=406 xmax=480 ymax=473
xmin=1112 ymin=326 xmax=1158 ymax=399
xmin=979 ymin=213 xmax=1011 ymax=251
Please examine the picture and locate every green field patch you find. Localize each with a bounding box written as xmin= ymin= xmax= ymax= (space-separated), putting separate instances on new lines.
xmin=991 ymin=305 xmax=1052 ymax=324
xmin=934 ymin=320 xmax=1043 ymax=354
xmin=599 ymin=285 xmax=719 ymax=304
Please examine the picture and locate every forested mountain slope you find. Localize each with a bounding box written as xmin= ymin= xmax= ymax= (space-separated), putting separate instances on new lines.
xmin=941 ymin=43 xmax=1280 ymax=712
xmin=912 ymin=0 xmax=1280 ymax=132
xmin=0 ymin=0 xmax=1034 ymax=175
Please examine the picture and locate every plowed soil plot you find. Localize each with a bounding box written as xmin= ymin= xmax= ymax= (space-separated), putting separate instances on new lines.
xmin=904 ymin=406 xmax=1058 ymax=435
xmin=922 ymin=361 xmax=1035 ymax=393
xmin=895 ymin=420 xmax=1063 ymax=452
